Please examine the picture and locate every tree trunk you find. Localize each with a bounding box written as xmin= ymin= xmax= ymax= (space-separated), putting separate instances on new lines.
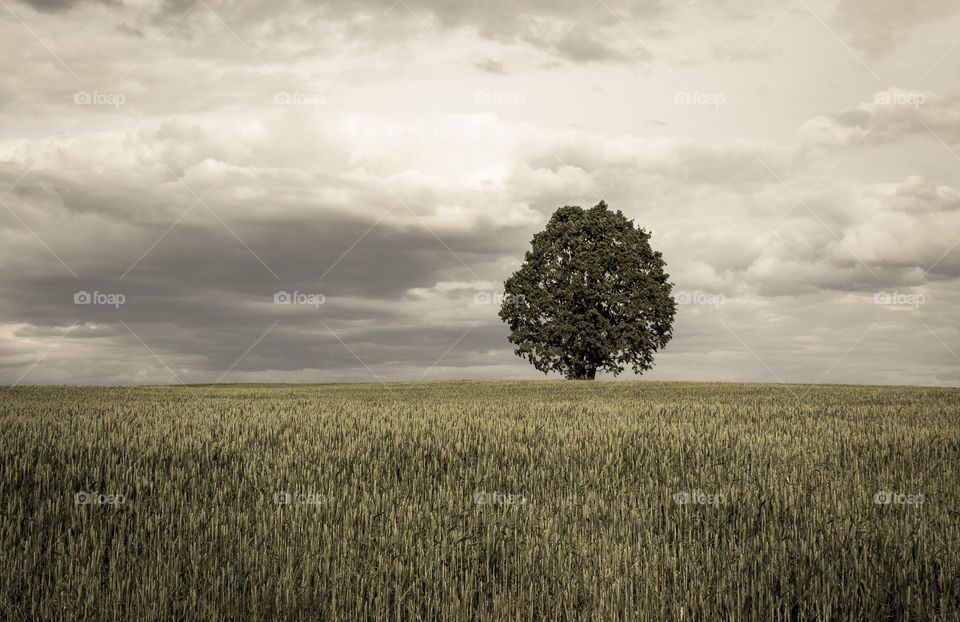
xmin=567 ymin=364 xmax=598 ymax=380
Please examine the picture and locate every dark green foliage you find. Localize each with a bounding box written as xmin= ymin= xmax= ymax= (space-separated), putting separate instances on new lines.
xmin=499 ymin=201 xmax=676 ymax=379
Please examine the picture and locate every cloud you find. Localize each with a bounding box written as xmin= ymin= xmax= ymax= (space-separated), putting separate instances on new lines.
xmin=2 ymin=102 xmax=958 ymax=385
xmin=831 ymin=0 xmax=960 ymax=57
xmin=798 ymin=89 xmax=960 ymax=149
xmin=474 ymin=57 xmax=505 ymax=74
xmin=1 ymin=1 xmax=959 ymax=386
xmin=12 ymin=0 xmax=115 ymax=12
xmin=549 ymin=30 xmax=652 ymax=64
xmin=9 ymin=0 xmax=668 ymax=67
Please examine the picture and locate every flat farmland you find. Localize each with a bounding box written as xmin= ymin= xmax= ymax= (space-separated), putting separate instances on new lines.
xmin=1 ymin=381 xmax=958 ymax=620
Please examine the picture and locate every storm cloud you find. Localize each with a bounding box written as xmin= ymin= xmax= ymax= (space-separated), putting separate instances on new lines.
xmin=1 ymin=0 xmax=959 ymax=385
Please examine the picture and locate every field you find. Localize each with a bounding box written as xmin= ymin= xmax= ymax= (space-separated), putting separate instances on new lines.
xmin=1 ymin=380 xmax=958 ymax=620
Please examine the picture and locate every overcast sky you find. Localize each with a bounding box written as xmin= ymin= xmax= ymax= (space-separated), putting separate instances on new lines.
xmin=1 ymin=0 xmax=959 ymax=386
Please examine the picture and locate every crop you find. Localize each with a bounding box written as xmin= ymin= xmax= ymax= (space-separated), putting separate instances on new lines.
xmin=1 ymin=381 xmax=958 ymax=620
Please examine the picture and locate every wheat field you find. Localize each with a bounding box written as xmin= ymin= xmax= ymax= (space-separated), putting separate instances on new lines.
xmin=1 ymin=380 xmax=958 ymax=620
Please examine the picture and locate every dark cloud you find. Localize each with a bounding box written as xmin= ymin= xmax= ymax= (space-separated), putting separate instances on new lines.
xmin=551 ymin=31 xmax=651 ymax=64
xmin=474 ymin=57 xmax=505 ymax=74
xmin=115 ymin=22 xmax=144 ymax=37
xmin=13 ymin=0 xmax=115 ymax=12
xmin=1 ymin=0 xmax=959 ymax=386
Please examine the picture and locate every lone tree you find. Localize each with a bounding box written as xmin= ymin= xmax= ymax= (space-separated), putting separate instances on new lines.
xmin=499 ymin=201 xmax=676 ymax=380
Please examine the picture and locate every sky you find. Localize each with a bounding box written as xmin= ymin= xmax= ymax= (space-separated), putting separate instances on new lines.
xmin=1 ymin=0 xmax=959 ymax=386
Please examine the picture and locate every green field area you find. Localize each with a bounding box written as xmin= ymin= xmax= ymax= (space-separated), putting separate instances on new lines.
xmin=1 ymin=381 xmax=958 ymax=620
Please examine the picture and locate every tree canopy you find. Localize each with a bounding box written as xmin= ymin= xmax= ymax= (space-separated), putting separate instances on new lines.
xmin=498 ymin=201 xmax=676 ymax=379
